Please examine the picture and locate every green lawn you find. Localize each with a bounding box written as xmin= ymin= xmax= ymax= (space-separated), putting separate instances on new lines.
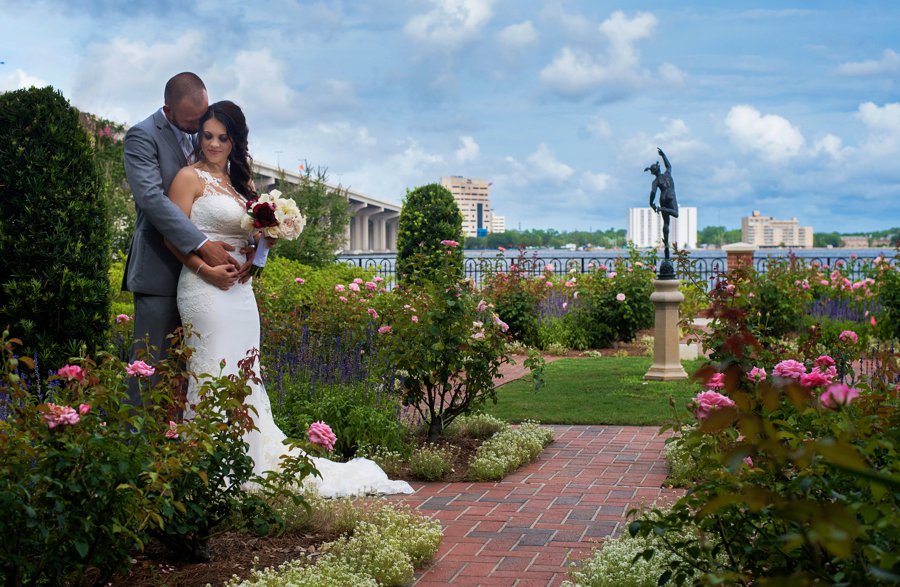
xmin=485 ymin=357 xmax=706 ymax=426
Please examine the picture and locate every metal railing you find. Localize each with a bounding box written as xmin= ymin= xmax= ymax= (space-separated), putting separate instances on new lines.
xmin=337 ymin=252 xmax=894 ymax=289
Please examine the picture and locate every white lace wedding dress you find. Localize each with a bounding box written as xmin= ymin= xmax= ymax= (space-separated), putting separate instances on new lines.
xmin=176 ymin=169 xmax=413 ymax=498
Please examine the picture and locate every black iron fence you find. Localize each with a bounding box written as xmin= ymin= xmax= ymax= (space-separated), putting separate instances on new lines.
xmin=337 ymin=252 xmax=893 ymax=289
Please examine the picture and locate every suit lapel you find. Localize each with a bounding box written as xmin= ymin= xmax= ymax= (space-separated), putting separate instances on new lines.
xmin=153 ymin=109 xmax=187 ymax=166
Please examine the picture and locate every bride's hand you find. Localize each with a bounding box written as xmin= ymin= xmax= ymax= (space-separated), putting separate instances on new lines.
xmin=201 ymin=263 xmax=239 ymax=290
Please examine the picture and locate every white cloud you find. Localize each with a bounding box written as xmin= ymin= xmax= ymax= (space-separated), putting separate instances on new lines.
xmin=659 ymin=62 xmax=686 ymax=86
xmin=222 ymin=50 xmax=299 ymax=124
xmin=526 ymin=143 xmax=574 ymax=182
xmin=71 ymin=32 xmax=206 ymax=123
xmin=812 ymin=133 xmax=848 ymax=160
xmin=581 ymin=171 xmax=612 ymax=192
xmin=455 ymin=135 xmax=480 ymax=162
xmin=585 ymin=116 xmax=612 ymax=138
xmin=404 ymin=0 xmax=495 ymax=50
xmin=497 ymin=20 xmax=538 ymax=52
xmin=725 ymin=105 xmax=805 ymax=163
xmin=838 ymin=49 xmax=900 ymax=76
xmin=856 ymin=101 xmax=900 ymax=153
xmin=316 ymin=122 xmax=377 ymax=147
xmin=539 ymin=11 xmax=669 ymax=98
xmin=0 ymin=68 xmax=48 ymax=92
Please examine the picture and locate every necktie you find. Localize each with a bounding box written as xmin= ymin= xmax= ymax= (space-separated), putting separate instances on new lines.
xmin=182 ymin=133 xmax=196 ymax=163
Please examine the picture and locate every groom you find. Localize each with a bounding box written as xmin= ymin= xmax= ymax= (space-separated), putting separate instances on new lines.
xmin=122 ymin=72 xmax=241 ymax=404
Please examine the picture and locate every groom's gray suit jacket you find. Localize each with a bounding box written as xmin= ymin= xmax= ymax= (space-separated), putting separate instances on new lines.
xmin=122 ymin=109 xmax=206 ymax=296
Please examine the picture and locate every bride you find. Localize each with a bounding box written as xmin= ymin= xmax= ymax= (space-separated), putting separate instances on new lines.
xmin=163 ymin=100 xmax=413 ymax=498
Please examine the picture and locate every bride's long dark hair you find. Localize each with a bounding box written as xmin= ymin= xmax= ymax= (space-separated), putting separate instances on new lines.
xmin=198 ymin=100 xmax=257 ymax=200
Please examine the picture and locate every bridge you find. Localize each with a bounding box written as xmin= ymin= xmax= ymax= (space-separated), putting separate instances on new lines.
xmin=252 ymin=160 xmax=401 ymax=253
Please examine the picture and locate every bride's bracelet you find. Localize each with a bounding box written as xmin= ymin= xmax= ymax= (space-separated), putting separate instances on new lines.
xmin=196 ymin=263 xmax=206 ymax=275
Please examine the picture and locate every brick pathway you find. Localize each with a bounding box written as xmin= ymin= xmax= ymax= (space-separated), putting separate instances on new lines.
xmin=392 ymin=425 xmax=681 ymax=587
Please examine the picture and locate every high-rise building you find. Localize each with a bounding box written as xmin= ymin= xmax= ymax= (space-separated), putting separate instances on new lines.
xmin=627 ymin=207 xmax=698 ymax=249
xmin=440 ymin=176 xmax=493 ymax=238
xmin=741 ymin=211 xmax=813 ymax=248
xmin=491 ymin=215 xmax=506 ymax=234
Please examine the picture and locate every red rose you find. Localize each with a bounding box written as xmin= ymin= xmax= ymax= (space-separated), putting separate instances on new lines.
xmin=252 ymin=202 xmax=278 ymax=228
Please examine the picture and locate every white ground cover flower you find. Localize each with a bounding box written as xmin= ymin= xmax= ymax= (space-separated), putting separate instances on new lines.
xmin=469 ymin=420 xmax=553 ymax=481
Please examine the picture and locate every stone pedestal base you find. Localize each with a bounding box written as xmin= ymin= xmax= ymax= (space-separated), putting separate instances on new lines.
xmin=645 ymin=279 xmax=688 ymax=381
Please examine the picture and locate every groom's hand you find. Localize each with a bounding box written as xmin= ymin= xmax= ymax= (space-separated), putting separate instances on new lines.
xmin=197 ymin=240 xmax=241 ymax=270
xmin=237 ymin=243 xmax=255 ymax=283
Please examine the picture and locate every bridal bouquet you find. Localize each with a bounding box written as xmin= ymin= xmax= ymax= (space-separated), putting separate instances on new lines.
xmin=241 ymin=189 xmax=305 ymax=275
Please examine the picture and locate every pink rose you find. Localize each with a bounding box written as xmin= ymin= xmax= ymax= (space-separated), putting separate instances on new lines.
xmin=334 ymin=284 xmax=346 ymax=292
xmin=839 ymin=330 xmax=858 ymax=344
xmin=747 ymin=366 xmax=767 ymax=382
xmin=378 ymin=325 xmax=392 ymax=334
xmin=477 ymin=300 xmax=487 ymax=312
xmin=545 ymin=281 xmax=554 ymax=288
xmin=353 ymin=278 xmax=364 ymax=284
xmin=800 ymin=370 xmax=832 ymax=388
xmin=165 ymin=420 xmax=179 ymax=439
xmin=705 ymin=372 xmax=726 ymax=390
xmin=544 ymin=264 xmax=555 ymax=272
xmin=616 ymin=293 xmax=626 ymax=302
xmin=743 ymin=456 xmax=754 ymax=467
xmin=562 ymin=302 xmax=568 ymax=310
xmin=78 ymin=403 xmax=90 ymax=415
xmin=441 ymin=239 xmax=459 ymax=247
xmin=498 ymin=246 xmax=506 ymax=252
xmin=348 ymin=282 xmax=360 ymax=292
xmin=307 ymin=421 xmax=337 ymax=451
xmin=814 ymin=355 xmax=835 ymax=369
xmin=373 ymin=276 xmax=384 ymax=283
xmin=57 ymin=364 xmax=85 ymax=382
xmin=294 ymin=277 xmax=305 ymax=284
xmin=471 ymin=331 xmax=485 ymax=340
xmin=565 ymin=280 xmax=575 ymax=288
xmin=819 ymin=383 xmax=860 ymax=409
xmin=115 ymin=314 xmax=131 ymax=324
xmin=492 ymin=314 xmax=509 ymax=332
xmin=367 ymin=308 xmax=379 ymax=319
xmin=608 ymin=272 xmax=617 ymax=279
xmin=126 ymin=360 xmax=155 ymax=378
xmin=338 ymin=296 xmax=348 ymax=302
xmin=365 ymin=281 xmax=377 ymax=291
xmin=43 ymin=403 xmax=80 ymax=429
xmin=411 ymin=315 xmax=419 ymax=323
xmin=693 ymin=391 xmax=736 ymax=420
xmin=871 ymin=316 xmax=877 ymax=326
xmin=820 ymin=280 xmax=829 ymax=286
xmin=773 ymin=359 xmax=805 ymax=380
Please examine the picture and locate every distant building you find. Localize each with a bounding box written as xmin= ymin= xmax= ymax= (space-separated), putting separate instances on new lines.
xmin=627 ymin=207 xmax=698 ymax=250
xmin=440 ymin=176 xmax=493 ymax=238
xmin=841 ymin=236 xmax=869 ymax=248
xmin=741 ymin=211 xmax=813 ymax=248
xmin=491 ymin=215 xmax=506 ymax=234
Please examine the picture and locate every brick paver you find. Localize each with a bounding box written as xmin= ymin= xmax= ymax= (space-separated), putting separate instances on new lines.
xmin=392 ymin=425 xmax=681 ymax=587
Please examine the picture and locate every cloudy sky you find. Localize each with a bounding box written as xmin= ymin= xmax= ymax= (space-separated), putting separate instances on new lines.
xmin=2 ymin=0 xmax=899 ymax=233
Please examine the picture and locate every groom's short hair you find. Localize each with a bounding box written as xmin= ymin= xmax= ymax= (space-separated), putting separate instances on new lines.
xmin=164 ymin=72 xmax=207 ymax=107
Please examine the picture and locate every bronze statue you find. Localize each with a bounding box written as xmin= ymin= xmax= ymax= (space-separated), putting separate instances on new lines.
xmin=646 ymin=147 xmax=679 ymax=278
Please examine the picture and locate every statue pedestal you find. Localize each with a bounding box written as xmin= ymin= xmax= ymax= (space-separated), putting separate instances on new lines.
xmin=645 ymin=279 xmax=688 ymax=381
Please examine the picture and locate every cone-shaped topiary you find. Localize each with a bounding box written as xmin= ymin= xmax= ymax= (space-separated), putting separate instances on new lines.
xmin=395 ymin=183 xmax=464 ymax=284
xmin=0 ymin=86 xmax=111 ymax=372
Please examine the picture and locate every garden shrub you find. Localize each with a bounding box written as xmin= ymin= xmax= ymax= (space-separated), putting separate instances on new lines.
xmin=408 ymin=443 xmax=457 ymax=481
xmin=626 ymin=274 xmax=900 ymax=585
xmin=874 ymin=255 xmax=900 ymax=341
xmin=445 ymin=412 xmax=509 ymax=440
xmin=0 ymin=330 xmax=317 ymax=583
xmin=273 ymin=378 xmax=407 ymax=460
xmin=0 ymin=86 xmax=112 ymax=371
xmin=381 ymin=243 xmax=543 ymax=440
xmin=395 ymin=183 xmax=464 ymax=284
xmin=481 ymin=251 xmax=550 ymax=347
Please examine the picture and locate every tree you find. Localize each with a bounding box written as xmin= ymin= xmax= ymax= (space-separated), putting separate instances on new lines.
xmin=814 ymin=232 xmax=842 ymax=248
xmin=269 ymin=167 xmax=351 ymax=268
xmin=395 ymin=183 xmax=464 ymax=284
xmin=0 ymin=87 xmax=111 ymax=371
